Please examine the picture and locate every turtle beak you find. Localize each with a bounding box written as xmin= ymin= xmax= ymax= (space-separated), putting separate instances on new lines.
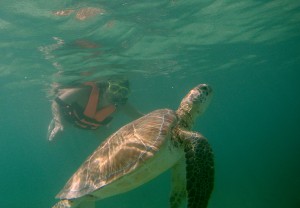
xmin=197 ymin=84 xmax=213 ymax=96
xmin=194 ymin=84 xmax=213 ymax=102
xmin=194 ymin=84 xmax=213 ymax=114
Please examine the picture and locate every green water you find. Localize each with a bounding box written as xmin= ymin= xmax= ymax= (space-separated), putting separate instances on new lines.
xmin=1 ymin=0 xmax=300 ymax=207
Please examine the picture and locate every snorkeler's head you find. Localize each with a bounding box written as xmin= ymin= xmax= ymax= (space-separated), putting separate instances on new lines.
xmin=106 ymin=77 xmax=130 ymax=105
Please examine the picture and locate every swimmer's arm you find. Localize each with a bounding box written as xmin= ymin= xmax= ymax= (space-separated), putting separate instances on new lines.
xmin=47 ymin=101 xmax=65 ymax=141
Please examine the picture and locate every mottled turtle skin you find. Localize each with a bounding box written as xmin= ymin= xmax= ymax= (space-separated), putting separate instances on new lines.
xmin=52 ymin=84 xmax=214 ymax=208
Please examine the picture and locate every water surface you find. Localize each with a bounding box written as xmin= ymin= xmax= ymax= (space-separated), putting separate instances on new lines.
xmin=0 ymin=0 xmax=299 ymax=207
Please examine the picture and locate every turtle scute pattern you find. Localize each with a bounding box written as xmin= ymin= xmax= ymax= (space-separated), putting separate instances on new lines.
xmin=184 ymin=132 xmax=214 ymax=208
xmin=56 ymin=109 xmax=177 ymax=199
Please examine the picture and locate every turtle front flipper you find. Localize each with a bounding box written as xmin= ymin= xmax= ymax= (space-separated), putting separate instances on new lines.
xmin=170 ymin=158 xmax=187 ymax=208
xmin=183 ymin=132 xmax=214 ymax=208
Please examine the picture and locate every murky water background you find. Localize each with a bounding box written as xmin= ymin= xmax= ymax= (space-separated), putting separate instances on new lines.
xmin=1 ymin=0 xmax=299 ymax=207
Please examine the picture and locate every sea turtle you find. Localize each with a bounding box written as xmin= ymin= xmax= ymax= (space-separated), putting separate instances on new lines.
xmin=52 ymin=83 xmax=214 ymax=208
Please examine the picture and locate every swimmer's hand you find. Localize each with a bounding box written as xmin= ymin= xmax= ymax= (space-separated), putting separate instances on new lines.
xmin=47 ymin=119 xmax=63 ymax=142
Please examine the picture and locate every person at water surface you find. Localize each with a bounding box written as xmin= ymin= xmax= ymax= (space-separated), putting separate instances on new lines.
xmin=47 ymin=76 xmax=143 ymax=141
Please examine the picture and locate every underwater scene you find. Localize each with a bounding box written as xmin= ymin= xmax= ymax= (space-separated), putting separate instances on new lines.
xmin=0 ymin=0 xmax=299 ymax=207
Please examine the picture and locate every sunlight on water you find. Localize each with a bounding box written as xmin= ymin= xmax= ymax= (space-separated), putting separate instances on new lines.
xmin=0 ymin=0 xmax=299 ymax=208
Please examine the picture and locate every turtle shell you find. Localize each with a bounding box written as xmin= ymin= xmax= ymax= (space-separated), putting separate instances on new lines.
xmin=56 ymin=109 xmax=177 ymax=199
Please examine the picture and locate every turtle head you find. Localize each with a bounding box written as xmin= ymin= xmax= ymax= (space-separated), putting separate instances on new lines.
xmin=176 ymin=84 xmax=213 ymax=129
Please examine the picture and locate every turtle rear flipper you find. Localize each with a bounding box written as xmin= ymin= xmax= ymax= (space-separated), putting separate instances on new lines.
xmin=52 ymin=199 xmax=74 ymax=208
xmin=52 ymin=199 xmax=95 ymax=208
xmin=183 ymin=132 xmax=214 ymax=208
xmin=77 ymin=200 xmax=95 ymax=208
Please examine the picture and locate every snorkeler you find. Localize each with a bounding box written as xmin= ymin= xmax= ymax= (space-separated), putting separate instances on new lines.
xmin=47 ymin=77 xmax=143 ymax=141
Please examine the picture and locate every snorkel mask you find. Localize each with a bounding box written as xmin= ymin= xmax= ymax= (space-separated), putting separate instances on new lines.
xmin=107 ymin=79 xmax=130 ymax=105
